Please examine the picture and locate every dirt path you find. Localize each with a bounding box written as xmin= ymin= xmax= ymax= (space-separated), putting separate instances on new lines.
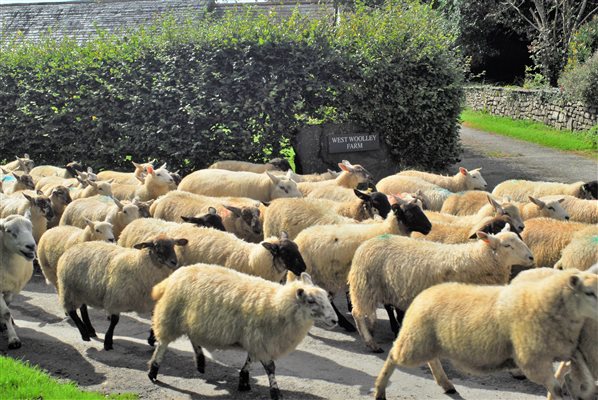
xmin=4 ymin=126 xmax=592 ymax=400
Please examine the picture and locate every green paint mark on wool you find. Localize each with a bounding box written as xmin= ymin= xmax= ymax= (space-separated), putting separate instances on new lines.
xmin=378 ymin=234 xmax=392 ymax=240
xmin=591 ymin=236 xmax=598 ymax=244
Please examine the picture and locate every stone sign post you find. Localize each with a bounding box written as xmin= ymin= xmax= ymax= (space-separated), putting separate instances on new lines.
xmin=292 ymin=123 xmax=398 ymax=181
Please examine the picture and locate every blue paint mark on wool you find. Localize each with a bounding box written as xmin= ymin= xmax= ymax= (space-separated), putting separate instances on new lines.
xmin=1 ymin=175 xmax=16 ymax=182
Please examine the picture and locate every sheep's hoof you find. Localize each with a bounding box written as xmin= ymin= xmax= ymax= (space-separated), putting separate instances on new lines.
xmin=375 ymin=396 xmax=386 ymax=400
xmin=104 ymin=341 xmax=113 ymax=351
xmin=238 ymin=370 xmax=251 ymax=391
xmin=196 ymin=356 xmax=205 ymax=374
xmin=8 ymin=339 xmax=22 ymax=349
xmin=148 ymin=363 xmax=159 ymax=382
xmin=87 ymin=330 xmax=97 ymax=338
xmin=444 ymin=388 xmax=457 ymax=394
xmin=340 ymin=322 xmax=357 ymax=332
xmin=269 ymin=387 xmax=282 ymax=399
xmin=370 ymin=347 xmax=384 ymax=354
xmin=509 ymin=371 xmax=526 ymax=380
xmin=81 ymin=335 xmax=91 ymax=342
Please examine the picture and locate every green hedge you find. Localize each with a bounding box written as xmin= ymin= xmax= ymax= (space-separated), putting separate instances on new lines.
xmin=0 ymin=0 xmax=463 ymax=173
xmin=560 ymin=50 xmax=598 ymax=110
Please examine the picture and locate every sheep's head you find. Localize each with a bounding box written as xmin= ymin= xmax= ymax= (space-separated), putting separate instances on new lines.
xmin=563 ymin=270 xmax=598 ymax=321
xmin=112 ymin=197 xmax=140 ymax=224
xmin=528 ymin=196 xmax=569 ymax=221
xmin=266 ymin=171 xmax=302 ymax=199
xmin=50 ymin=186 xmax=72 ymax=206
xmin=391 ymin=197 xmax=432 ymax=235
xmin=146 ymin=164 xmax=174 ymax=187
xmin=23 ymin=193 xmax=54 ymax=221
xmin=459 ymin=167 xmax=487 ymax=190
xmin=134 ymin=234 xmax=188 ymax=269
xmin=222 ymin=204 xmax=262 ymax=239
xmin=65 ymin=161 xmax=84 ymax=178
xmin=469 ymin=215 xmax=522 ymax=239
xmin=12 ymin=172 xmax=35 ymax=190
xmin=181 ymin=207 xmax=226 ymax=231
xmin=84 ymin=218 xmax=115 ymax=243
xmin=338 ymin=160 xmax=372 ymax=184
xmin=356 ymin=190 xmax=391 ymax=219
xmin=488 ymin=195 xmax=525 ymax=232
xmin=133 ymin=198 xmax=154 ymax=218
xmin=262 ymin=231 xmax=306 ymax=277
xmin=293 ymin=273 xmax=337 ymax=328
xmin=0 ymin=215 xmax=36 ymax=260
xmin=16 ymin=154 xmax=34 ymax=173
xmin=476 ymin=225 xmax=534 ymax=267
xmin=268 ymin=157 xmax=292 ymax=172
xmin=90 ymin=180 xmax=113 ymax=197
xmin=581 ymin=180 xmax=598 ymax=200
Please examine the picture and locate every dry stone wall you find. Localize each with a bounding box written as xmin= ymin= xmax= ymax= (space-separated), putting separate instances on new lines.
xmin=465 ymin=86 xmax=597 ymax=131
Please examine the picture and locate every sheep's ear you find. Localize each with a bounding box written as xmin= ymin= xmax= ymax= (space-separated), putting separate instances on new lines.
xmin=558 ymin=198 xmax=565 ymax=203
xmin=159 ymin=163 xmax=167 ymax=170
xmin=265 ymin=171 xmax=279 ymax=184
xmin=286 ymin=170 xmax=293 ymax=179
xmin=208 ymin=207 xmax=217 ymax=215
xmin=261 ymin=242 xmax=279 ymax=255
xmin=280 ymin=231 xmax=289 ymax=240
xmin=459 ymin=167 xmax=468 ymax=176
xmin=489 ymin=196 xmax=504 ymax=214
xmin=501 ymin=223 xmax=511 ymax=233
xmin=300 ymin=272 xmax=313 ymax=285
xmin=88 ymin=180 xmax=98 ymax=188
xmin=147 ymin=166 xmax=155 ymax=175
xmin=36 ymin=189 xmax=43 ymax=195
xmin=23 ymin=153 xmax=29 ymax=159
xmin=528 ymin=196 xmax=545 ymax=209
xmin=23 ymin=193 xmax=34 ymax=202
xmin=133 ymin=241 xmax=153 ymax=250
xmin=180 ymin=216 xmax=196 ymax=223
xmin=353 ymin=189 xmax=370 ymax=201
xmin=568 ymin=275 xmax=581 ymax=291
xmin=112 ymin=196 xmax=124 ymax=209
xmin=105 ymin=179 xmax=114 ymax=184
xmin=132 ymin=161 xmax=141 ymax=168
xmin=261 ymin=201 xmax=270 ymax=207
xmin=391 ymin=203 xmax=406 ymax=220
xmin=327 ymin=169 xmax=336 ymax=174
xmin=175 ymin=238 xmax=188 ymax=246
xmin=338 ymin=162 xmax=351 ymax=173
xmin=223 ymin=205 xmax=242 ymax=217
xmin=476 ymin=231 xmax=499 ymax=248
xmin=84 ymin=218 xmax=95 ymax=229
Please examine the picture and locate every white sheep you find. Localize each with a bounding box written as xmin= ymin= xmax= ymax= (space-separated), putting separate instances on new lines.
xmin=349 ymin=227 xmax=534 ymax=352
xmin=150 ymin=190 xmax=263 ymax=242
xmin=178 ymin=169 xmax=301 ymax=202
xmin=38 ymin=219 xmax=115 ymax=288
xmin=60 ymin=196 xmax=139 ymax=240
xmin=57 ymin=234 xmax=188 ymax=350
xmin=1 ymin=154 xmax=34 ymax=173
xmin=272 ymin=169 xmax=340 ymax=182
xmin=110 ymin=164 xmax=173 ymax=201
xmin=1 ymin=172 xmax=35 ymax=195
xmin=69 ymin=179 xmax=113 ymax=200
xmin=29 ymin=161 xmax=84 ymax=179
xmin=208 ymin=157 xmax=292 ymax=173
xmin=46 ymin=185 xmax=72 ymax=228
xmin=296 ymin=160 xmax=372 ymax=197
xmin=399 ymin=167 xmax=487 ymax=192
xmin=147 ymin=265 xmax=336 ymax=400
xmin=520 ymin=218 xmax=591 ymax=268
xmin=0 ymin=215 xmax=36 ymax=349
xmin=291 ymin=199 xmax=431 ymax=331
xmin=554 ymin=225 xmax=598 ymax=272
xmin=518 ymin=196 xmax=569 ymax=220
xmin=262 ymin=193 xmax=381 ymax=240
xmin=492 ymin=179 xmax=598 ymax=201
xmin=0 ymin=192 xmax=54 ymax=242
xmin=541 ymin=195 xmax=598 ymax=224
xmin=118 ymin=218 xmax=305 ymax=283
xmin=96 ymin=161 xmax=155 ymax=184
xmin=372 ymin=269 xmax=598 ymax=400
xmin=440 ymin=190 xmax=497 ymax=215
xmin=376 ymin=175 xmax=453 ymax=211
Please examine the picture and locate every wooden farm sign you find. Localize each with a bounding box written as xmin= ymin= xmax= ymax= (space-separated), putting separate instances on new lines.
xmin=328 ymin=133 xmax=380 ymax=153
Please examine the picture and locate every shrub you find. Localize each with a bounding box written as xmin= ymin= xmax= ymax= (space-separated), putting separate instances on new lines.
xmin=0 ymin=0 xmax=463 ymax=173
xmin=566 ymin=15 xmax=598 ymax=70
xmin=559 ymin=50 xmax=598 ymax=109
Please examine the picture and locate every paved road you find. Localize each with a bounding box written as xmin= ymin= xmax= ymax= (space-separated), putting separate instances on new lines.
xmin=453 ymin=126 xmax=597 ymax=191
xmin=4 ymin=126 xmax=595 ymax=400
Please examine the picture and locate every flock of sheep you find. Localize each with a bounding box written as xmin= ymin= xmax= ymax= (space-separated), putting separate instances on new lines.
xmin=1 ymin=152 xmax=597 ymax=400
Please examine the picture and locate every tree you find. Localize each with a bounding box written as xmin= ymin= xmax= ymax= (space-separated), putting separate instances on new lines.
xmin=499 ymin=0 xmax=598 ymax=86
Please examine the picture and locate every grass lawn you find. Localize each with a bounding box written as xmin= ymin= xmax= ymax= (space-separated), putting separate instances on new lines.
xmin=0 ymin=356 xmax=137 ymax=400
xmin=461 ymin=109 xmax=597 ymax=158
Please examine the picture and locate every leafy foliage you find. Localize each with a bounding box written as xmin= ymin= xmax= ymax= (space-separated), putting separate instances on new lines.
xmin=559 ymin=50 xmax=598 ymax=109
xmin=566 ymin=14 xmax=598 ymax=70
xmin=0 ymin=0 xmax=463 ymax=173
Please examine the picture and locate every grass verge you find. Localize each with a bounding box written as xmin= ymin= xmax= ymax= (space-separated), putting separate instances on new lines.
xmin=461 ymin=109 xmax=597 ymax=158
xmin=0 ymin=356 xmax=137 ymax=400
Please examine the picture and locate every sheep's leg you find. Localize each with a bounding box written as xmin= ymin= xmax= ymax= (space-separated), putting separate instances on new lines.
xmin=67 ymin=309 xmax=90 ymax=342
xmin=191 ymin=341 xmax=205 ymax=374
xmin=79 ymin=305 xmax=97 ymax=338
xmin=353 ymin=312 xmax=383 ymax=353
xmin=428 ymin=358 xmax=456 ymax=394
xmin=345 ymin=291 xmax=352 ymax=312
xmin=330 ymin=300 xmax=356 ymax=332
xmin=384 ymin=305 xmax=401 ymax=337
xmin=374 ymin=352 xmax=397 ymax=400
xmin=0 ymin=294 xmax=20 ymax=349
xmin=238 ymin=355 xmax=252 ymax=391
xmin=520 ymin=360 xmax=563 ymax=400
xmin=148 ymin=340 xmax=169 ymax=382
xmin=565 ymin=350 xmax=595 ymax=400
xmin=148 ymin=329 xmax=156 ymax=347
xmin=103 ymin=313 xmax=120 ymax=351
xmin=261 ymin=360 xmax=281 ymax=400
